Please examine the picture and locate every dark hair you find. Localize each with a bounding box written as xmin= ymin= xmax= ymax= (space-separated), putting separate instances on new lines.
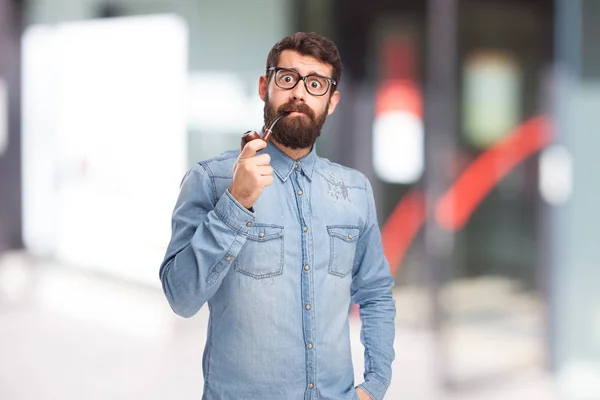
xmin=266 ymin=32 xmax=343 ymax=94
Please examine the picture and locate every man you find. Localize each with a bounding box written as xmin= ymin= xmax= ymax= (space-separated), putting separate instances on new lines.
xmin=159 ymin=32 xmax=395 ymax=400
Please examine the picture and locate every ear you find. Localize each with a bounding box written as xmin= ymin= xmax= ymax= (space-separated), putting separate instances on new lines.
xmin=327 ymin=90 xmax=341 ymax=115
xmin=258 ymin=75 xmax=268 ymax=101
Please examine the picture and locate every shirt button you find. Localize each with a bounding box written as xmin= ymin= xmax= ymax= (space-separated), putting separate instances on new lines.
xmin=348 ymin=234 xmax=353 ymax=239
xmin=307 ymin=343 xmax=313 ymax=349
xmin=308 ymin=383 xmax=314 ymax=389
xmin=246 ymin=222 xmax=253 ymax=227
xmin=305 ymin=304 xmax=311 ymax=310
xmin=303 ymin=226 xmax=308 ymax=232
xmin=225 ymin=256 xmax=232 ymax=262
xmin=294 ymin=162 xmax=299 ymax=169
xmin=259 ymin=232 xmax=265 ymax=238
xmin=297 ymin=190 xmax=303 ymax=195
xmin=304 ymin=265 xmax=310 ymax=271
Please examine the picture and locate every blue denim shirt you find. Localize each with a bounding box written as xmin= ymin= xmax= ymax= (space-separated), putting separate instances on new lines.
xmin=159 ymin=143 xmax=396 ymax=400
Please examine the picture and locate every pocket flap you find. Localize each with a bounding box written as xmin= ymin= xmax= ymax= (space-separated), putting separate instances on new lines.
xmin=247 ymin=224 xmax=284 ymax=241
xmin=327 ymin=225 xmax=360 ymax=242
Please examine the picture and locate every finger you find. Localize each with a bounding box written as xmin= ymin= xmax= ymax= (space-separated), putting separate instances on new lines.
xmin=252 ymin=153 xmax=271 ymax=166
xmin=259 ymin=175 xmax=274 ymax=187
xmin=239 ymin=138 xmax=267 ymax=159
xmin=256 ymin=165 xmax=273 ymax=176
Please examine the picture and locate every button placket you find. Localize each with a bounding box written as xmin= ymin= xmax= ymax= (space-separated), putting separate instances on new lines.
xmin=292 ymin=164 xmax=315 ymax=393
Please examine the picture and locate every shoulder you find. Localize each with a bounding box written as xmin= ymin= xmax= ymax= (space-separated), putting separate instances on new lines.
xmin=195 ymin=149 xmax=238 ymax=179
xmin=180 ymin=149 xmax=238 ymax=188
xmin=315 ymin=156 xmax=369 ymax=191
xmin=178 ymin=149 xmax=238 ymax=204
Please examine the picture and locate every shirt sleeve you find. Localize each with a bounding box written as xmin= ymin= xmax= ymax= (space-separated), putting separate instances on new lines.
xmin=159 ymin=162 xmax=255 ymax=317
xmin=351 ymin=176 xmax=396 ymax=400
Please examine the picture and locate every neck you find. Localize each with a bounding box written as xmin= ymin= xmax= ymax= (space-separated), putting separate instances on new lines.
xmin=270 ymin=138 xmax=312 ymax=161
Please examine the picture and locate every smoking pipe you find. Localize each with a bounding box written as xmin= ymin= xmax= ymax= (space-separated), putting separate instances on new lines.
xmin=240 ymin=112 xmax=289 ymax=150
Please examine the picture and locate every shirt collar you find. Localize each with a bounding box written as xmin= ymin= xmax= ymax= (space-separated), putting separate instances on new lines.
xmin=262 ymin=141 xmax=317 ymax=181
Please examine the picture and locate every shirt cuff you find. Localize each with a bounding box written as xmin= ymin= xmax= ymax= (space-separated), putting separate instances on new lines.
xmin=357 ymin=374 xmax=389 ymax=400
xmin=213 ymin=189 xmax=256 ymax=234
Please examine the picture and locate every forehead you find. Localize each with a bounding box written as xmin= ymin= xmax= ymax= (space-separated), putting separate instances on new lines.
xmin=277 ymin=50 xmax=333 ymax=77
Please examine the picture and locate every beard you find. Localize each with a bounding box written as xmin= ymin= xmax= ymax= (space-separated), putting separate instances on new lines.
xmin=263 ymin=94 xmax=329 ymax=149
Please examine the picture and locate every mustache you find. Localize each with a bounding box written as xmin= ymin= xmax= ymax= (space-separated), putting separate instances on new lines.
xmin=277 ymin=102 xmax=315 ymax=119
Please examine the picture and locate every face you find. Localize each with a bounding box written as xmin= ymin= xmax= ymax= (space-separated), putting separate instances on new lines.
xmin=259 ymin=50 xmax=340 ymax=149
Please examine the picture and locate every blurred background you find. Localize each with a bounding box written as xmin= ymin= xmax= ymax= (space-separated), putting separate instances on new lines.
xmin=0 ymin=0 xmax=599 ymax=399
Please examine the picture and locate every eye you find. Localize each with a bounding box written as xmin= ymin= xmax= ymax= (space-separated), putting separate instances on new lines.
xmin=278 ymin=72 xmax=297 ymax=86
xmin=308 ymin=78 xmax=323 ymax=89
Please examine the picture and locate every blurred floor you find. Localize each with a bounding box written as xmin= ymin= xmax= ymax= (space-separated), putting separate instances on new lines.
xmin=0 ymin=252 xmax=557 ymax=400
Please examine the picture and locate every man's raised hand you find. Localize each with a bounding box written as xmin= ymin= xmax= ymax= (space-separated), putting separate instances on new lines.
xmin=229 ymin=139 xmax=274 ymax=210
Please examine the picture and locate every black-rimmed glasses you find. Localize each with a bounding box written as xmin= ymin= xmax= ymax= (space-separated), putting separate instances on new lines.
xmin=267 ymin=67 xmax=336 ymax=97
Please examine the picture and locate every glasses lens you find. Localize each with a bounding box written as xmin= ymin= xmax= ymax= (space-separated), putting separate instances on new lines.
xmin=275 ymin=69 xmax=299 ymax=89
xmin=305 ymin=76 xmax=329 ymax=96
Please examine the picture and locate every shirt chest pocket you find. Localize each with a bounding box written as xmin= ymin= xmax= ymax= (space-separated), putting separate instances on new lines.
xmin=327 ymin=225 xmax=360 ymax=278
xmin=234 ymin=224 xmax=284 ymax=279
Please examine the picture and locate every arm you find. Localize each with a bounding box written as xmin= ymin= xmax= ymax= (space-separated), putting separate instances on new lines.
xmin=159 ymin=163 xmax=255 ymax=317
xmin=351 ymin=177 xmax=396 ymax=400
xmin=160 ymin=139 xmax=273 ymax=317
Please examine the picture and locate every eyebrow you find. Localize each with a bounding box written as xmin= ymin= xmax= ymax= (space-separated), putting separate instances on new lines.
xmin=280 ymin=66 xmax=330 ymax=78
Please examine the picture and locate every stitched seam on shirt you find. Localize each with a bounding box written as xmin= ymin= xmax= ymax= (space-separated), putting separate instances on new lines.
xmin=359 ymin=309 xmax=373 ymax=374
xmin=200 ymin=163 xmax=252 ymax=235
xmin=294 ymin=170 xmax=318 ymax=397
xmin=364 ymin=176 xmax=371 ymax=232
xmin=310 ymin=226 xmax=318 ymax=400
xmin=370 ymin=373 xmax=389 ymax=387
xmin=199 ymin=162 xmax=218 ymax=205
xmin=320 ymin=158 xmax=364 ymax=173
xmin=211 ymin=193 xmax=252 ymax=236
xmin=365 ymin=373 xmax=390 ymax=397
xmin=203 ymin=305 xmax=214 ymax=393
xmin=215 ymin=210 xmax=248 ymax=235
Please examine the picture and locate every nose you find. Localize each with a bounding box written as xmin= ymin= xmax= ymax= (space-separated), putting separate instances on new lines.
xmin=290 ymin=79 xmax=307 ymax=102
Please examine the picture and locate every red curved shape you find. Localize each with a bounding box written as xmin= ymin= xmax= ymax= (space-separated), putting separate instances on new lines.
xmin=380 ymin=115 xmax=553 ymax=278
xmin=435 ymin=116 xmax=553 ymax=231
xmin=381 ymin=190 xmax=426 ymax=272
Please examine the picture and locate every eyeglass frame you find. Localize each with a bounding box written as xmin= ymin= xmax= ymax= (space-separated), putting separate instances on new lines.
xmin=266 ymin=67 xmax=337 ymax=97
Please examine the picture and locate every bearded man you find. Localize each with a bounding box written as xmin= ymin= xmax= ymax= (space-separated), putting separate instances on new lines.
xmin=159 ymin=32 xmax=396 ymax=400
